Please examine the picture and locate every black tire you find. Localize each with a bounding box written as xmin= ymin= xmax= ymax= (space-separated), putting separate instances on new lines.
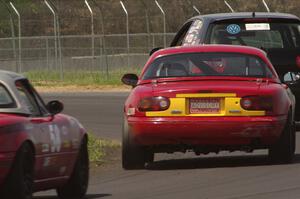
xmin=57 ymin=138 xmax=89 ymax=199
xmin=1 ymin=142 xmax=34 ymax=199
xmin=269 ymin=112 xmax=296 ymax=164
xmin=122 ymin=118 xmax=150 ymax=170
xmin=145 ymin=151 xmax=155 ymax=164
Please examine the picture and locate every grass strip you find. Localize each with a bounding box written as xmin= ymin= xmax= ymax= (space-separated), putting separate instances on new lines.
xmin=25 ymin=69 xmax=141 ymax=87
xmin=88 ymin=133 xmax=121 ymax=165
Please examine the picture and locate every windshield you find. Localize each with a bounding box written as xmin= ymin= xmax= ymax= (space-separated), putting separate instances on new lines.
xmin=0 ymin=85 xmax=15 ymax=108
xmin=142 ymin=53 xmax=274 ymax=80
xmin=208 ymin=22 xmax=300 ymax=49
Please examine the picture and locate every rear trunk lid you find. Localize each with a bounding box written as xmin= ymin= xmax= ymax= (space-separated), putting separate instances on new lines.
xmin=146 ymin=79 xmax=276 ymax=117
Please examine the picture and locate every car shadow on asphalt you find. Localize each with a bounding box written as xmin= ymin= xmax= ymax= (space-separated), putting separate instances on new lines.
xmin=146 ymin=154 xmax=300 ymax=170
xmin=34 ymin=193 xmax=111 ymax=199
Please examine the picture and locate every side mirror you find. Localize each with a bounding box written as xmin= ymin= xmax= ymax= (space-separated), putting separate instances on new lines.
xmin=283 ymin=72 xmax=300 ymax=84
xmin=149 ymin=47 xmax=162 ymax=56
xmin=121 ymin=73 xmax=138 ymax=87
xmin=47 ymin=100 xmax=64 ymax=115
xmin=295 ymin=74 xmax=300 ymax=81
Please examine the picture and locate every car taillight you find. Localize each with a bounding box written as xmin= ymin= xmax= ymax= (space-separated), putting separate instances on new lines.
xmin=138 ymin=96 xmax=170 ymax=112
xmin=296 ymin=56 xmax=300 ymax=69
xmin=240 ymin=96 xmax=273 ymax=112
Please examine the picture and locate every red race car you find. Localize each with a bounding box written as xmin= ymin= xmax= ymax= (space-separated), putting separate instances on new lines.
xmin=122 ymin=45 xmax=296 ymax=170
xmin=0 ymin=71 xmax=88 ymax=199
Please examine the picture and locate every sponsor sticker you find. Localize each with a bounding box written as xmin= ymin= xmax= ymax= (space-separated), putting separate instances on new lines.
xmin=183 ymin=20 xmax=202 ymax=45
xmin=195 ymin=20 xmax=203 ymax=29
xmin=226 ymin=24 xmax=241 ymax=35
xmin=127 ymin=108 xmax=135 ymax=116
xmin=49 ymin=124 xmax=62 ymax=153
xmin=43 ymin=157 xmax=51 ymax=167
xmin=245 ymin=23 xmax=270 ymax=30
xmin=63 ymin=141 xmax=71 ymax=148
xmin=42 ymin=144 xmax=50 ymax=153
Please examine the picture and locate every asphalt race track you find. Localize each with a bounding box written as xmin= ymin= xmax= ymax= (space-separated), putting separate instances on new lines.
xmin=42 ymin=92 xmax=128 ymax=140
xmin=35 ymin=92 xmax=300 ymax=199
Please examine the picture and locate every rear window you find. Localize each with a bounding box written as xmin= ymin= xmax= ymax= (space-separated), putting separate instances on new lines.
xmin=142 ymin=53 xmax=273 ymax=80
xmin=208 ymin=22 xmax=300 ymax=49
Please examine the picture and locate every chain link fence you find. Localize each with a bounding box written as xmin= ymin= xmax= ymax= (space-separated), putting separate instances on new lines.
xmin=0 ymin=0 xmax=297 ymax=84
xmin=0 ymin=33 xmax=175 ymax=83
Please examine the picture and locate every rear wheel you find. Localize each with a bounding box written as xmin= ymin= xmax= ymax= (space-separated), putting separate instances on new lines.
xmin=57 ymin=138 xmax=89 ymax=199
xmin=1 ymin=142 xmax=34 ymax=199
xmin=269 ymin=112 xmax=295 ymax=164
xmin=122 ymin=118 xmax=152 ymax=170
xmin=145 ymin=151 xmax=154 ymax=163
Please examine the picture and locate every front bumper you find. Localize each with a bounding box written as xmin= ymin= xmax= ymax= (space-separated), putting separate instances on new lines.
xmin=0 ymin=152 xmax=15 ymax=186
xmin=127 ymin=115 xmax=287 ymax=146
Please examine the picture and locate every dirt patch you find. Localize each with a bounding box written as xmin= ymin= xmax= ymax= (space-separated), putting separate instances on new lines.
xmin=90 ymin=146 xmax=121 ymax=170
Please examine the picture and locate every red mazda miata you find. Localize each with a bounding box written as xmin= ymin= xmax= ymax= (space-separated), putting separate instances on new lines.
xmin=0 ymin=71 xmax=88 ymax=199
xmin=122 ymin=45 xmax=296 ymax=169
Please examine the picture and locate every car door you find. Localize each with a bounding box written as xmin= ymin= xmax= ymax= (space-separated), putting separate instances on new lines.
xmin=15 ymin=80 xmax=77 ymax=181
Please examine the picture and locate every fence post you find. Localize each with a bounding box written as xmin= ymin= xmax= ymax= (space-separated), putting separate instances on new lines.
xmin=120 ymin=1 xmax=129 ymax=68
xmin=99 ymin=9 xmax=109 ymax=79
xmin=46 ymin=37 xmax=49 ymax=71
xmin=155 ymin=0 xmax=166 ymax=48
xmin=9 ymin=15 xmax=17 ymax=72
xmin=262 ymin=0 xmax=270 ymax=12
xmin=1 ymin=0 xmax=17 ymax=72
xmin=193 ymin=5 xmax=201 ymax=15
xmin=145 ymin=10 xmax=151 ymax=52
xmin=44 ymin=0 xmax=58 ymax=71
xmin=141 ymin=1 xmax=151 ymax=52
xmin=90 ymin=0 xmax=109 ymax=79
xmin=224 ymin=0 xmax=235 ymax=13
xmin=46 ymin=0 xmax=63 ymax=81
xmin=152 ymin=34 xmax=155 ymax=48
xmin=55 ymin=7 xmax=63 ymax=80
xmin=85 ymin=0 xmax=95 ymax=70
xmin=9 ymin=2 xmax=21 ymax=73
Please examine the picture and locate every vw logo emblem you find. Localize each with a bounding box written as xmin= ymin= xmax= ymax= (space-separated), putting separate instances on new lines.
xmin=227 ymin=24 xmax=241 ymax=35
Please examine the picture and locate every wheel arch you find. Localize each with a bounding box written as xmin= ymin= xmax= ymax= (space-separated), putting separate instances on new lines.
xmin=12 ymin=131 xmax=36 ymax=157
xmin=81 ymin=133 xmax=88 ymax=146
xmin=13 ymin=140 xmax=36 ymax=165
xmin=22 ymin=140 xmax=36 ymax=156
xmin=290 ymin=105 xmax=295 ymax=123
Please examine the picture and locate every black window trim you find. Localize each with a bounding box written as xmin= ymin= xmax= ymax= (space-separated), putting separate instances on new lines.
xmin=16 ymin=79 xmax=49 ymax=117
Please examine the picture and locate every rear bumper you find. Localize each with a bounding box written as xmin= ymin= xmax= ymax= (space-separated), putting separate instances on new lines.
xmin=127 ymin=115 xmax=287 ymax=146
xmin=0 ymin=152 xmax=15 ymax=186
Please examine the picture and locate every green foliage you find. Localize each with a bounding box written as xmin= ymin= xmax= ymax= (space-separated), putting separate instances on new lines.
xmin=25 ymin=68 xmax=141 ymax=86
xmin=88 ymin=133 xmax=120 ymax=164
